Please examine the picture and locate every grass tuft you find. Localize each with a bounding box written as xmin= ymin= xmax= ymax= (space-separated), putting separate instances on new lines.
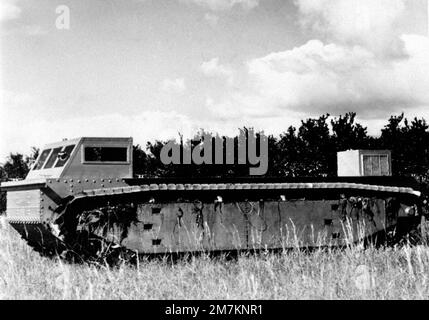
xmin=1 ymin=218 xmax=429 ymax=299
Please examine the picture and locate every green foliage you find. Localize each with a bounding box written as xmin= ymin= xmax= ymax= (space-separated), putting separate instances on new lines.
xmin=0 ymin=147 xmax=39 ymax=213
xmin=2 ymin=153 xmax=29 ymax=180
xmin=380 ymin=115 xmax=429 ymax=181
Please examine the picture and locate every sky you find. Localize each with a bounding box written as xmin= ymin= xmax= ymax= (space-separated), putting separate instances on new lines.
xmin=0 ymin=0 xmax=428 ymax=162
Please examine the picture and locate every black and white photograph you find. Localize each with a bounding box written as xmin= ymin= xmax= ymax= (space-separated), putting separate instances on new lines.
xmin=1 ymin=0 xmax=429 ymax=305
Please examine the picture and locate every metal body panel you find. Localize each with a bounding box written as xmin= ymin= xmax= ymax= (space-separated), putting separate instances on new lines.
xmin=25 ymin=137 xmax=133 ymax=181
xmin=1 ymin=177 xmax=422 ymax=257
xmin=115 ymin=198 xmax=390 ymax=254
xmin=6 ymin=189 xmax=42 ymax=223
xmin=1 ymin=179 xmax=46 ymax=189
xmin=25 ymin=138 xmax=81 ymax=180
xmin=64 ymin=137 xmax=133 ymax=180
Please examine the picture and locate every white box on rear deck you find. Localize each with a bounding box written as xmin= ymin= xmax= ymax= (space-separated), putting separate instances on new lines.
xmin=337 ymin=150 xmax=392 ymax=177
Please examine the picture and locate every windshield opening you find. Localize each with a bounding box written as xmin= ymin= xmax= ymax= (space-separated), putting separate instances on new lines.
xmin=33 ymin=149 xmax=51 ymax=170
xmin=43 ymin=147 xmax=62 ymax=169
xmin=55 ymin=145 xmax=75 ymax=168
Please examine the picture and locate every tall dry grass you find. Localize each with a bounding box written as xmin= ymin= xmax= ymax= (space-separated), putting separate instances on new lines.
xmin=1 ymin=216 xmax=429 ymax=300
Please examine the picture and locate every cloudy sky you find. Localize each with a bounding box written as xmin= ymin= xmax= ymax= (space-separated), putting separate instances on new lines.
xmin=1 ymin=0 xmax=428 ymax=161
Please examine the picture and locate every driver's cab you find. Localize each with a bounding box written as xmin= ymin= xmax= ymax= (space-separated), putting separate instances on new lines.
xmin=25 ymin=137 xmax=133 ymax=181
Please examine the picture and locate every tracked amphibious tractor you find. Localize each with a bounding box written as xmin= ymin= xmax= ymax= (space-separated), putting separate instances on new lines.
xmin=0 ymin=137 xmax=424 ymax=262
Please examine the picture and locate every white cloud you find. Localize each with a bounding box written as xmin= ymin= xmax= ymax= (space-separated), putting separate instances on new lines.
xmin=246 ymin=36 xmax=429 ymax=115
xmin=204 ymin=13 xmax=219 ymax=26
xmin=0 ymin=0 xmax=21 ymax=22
xmin=179 ymin=0 xmax=259 ymax=11
xmin=207 ymin=35 xmax=429 ymax=122
xmin=161 ymin=78 xmax=186 ymax=94
xmin=0 ymin=1 xmax=46 ymax=36
xmin=200 ymin=58 xmax=234 ymax=85
xmin=204 ymin=0 xmax=429 ymax=131
xmin=294 ymin=0 xmax=407 ymax=58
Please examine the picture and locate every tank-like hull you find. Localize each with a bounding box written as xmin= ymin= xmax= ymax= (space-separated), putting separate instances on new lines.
xmin=3 ymin=177 xmax=423 ymax=261
xmin=1 ymin=137 xmax=424 ymax=262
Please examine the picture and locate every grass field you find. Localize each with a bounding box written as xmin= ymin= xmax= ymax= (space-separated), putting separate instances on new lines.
xmin=1 ymin=216 xmax=429 ymax=300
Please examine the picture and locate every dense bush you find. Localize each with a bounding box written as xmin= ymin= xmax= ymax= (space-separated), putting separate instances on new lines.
xmin=132 ymin=112 xmax=429 ymax=185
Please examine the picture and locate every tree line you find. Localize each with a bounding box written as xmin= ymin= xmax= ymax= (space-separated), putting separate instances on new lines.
xmin=133 ymin=112 xmax=428 ymax=184
xmin=1 ymin=112 xmax=428 ymax=212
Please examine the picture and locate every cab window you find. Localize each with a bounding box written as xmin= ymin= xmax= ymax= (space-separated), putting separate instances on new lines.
xmin=43 ymin=147 xmax=62 ymax=169
xmin=55 ymin=145 xmax=75 ymax=168
xmin=33 ymin=149 xmax=51 ymax=170
xmin=84 ymin=147 xmax=128 ymax=162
